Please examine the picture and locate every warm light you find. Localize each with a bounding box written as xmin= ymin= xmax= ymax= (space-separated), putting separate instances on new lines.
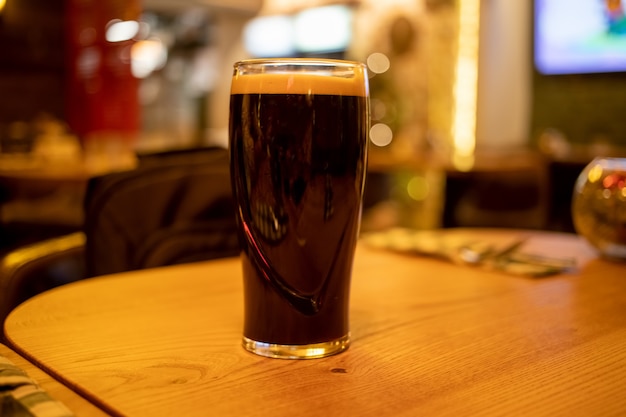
xmin=370 ymin=123 xmax=393 ymax=147
xmin=451 ymin=0 xmax=481 ymax=171
xmin=452 ymin=152 xmax=475 ymax=172
xmin=407 ymin=176 xmax=429 ymax=201
xmin=367 ymin=52 xmax=391 ymax=74
xmin=106 ymin=20 xmax=140 ymax=43
xmin=0 ymin=0 xmax=6 ymax=14
xmin=131 ymin=38 xmax=167 ymax=78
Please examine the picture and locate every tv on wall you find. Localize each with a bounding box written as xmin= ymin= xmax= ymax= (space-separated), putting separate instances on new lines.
xmin=534 ymin=0 xmax=626 ymax=75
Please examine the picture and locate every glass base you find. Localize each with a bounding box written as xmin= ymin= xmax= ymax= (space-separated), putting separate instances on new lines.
xmin=242 ymin=334 xmax=350 ymax=359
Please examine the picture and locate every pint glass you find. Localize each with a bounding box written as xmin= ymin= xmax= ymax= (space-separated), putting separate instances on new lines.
xmin=229 ymin=58 xmax=370 ymax=359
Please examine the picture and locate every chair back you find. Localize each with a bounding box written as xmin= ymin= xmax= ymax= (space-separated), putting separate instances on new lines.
xmin=0 ymin=232 xmax=85 ymax=333
xmin=84 ymin=147 xmax=239 ymax=277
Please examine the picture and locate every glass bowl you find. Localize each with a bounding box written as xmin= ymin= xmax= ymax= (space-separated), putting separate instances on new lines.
xmin=572 ymin=157 xmax=626 ymax=261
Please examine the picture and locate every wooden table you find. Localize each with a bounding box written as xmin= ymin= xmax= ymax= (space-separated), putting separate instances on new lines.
xmin=4 ymin=229 xmax=626 ymax=417
xmin=0 ymin=155 xmax=137 ymax=244
xmin=0 ymin=343 xmax=111 ymax=416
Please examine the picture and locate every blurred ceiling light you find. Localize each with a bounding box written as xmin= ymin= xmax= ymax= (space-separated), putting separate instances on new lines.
xmin=131 ymin=38 xmax=167 ymax=78
xmin=370 ymin=123 xmax=393 ymax=147
xmin=367 ymin=53 xmax=391 ymax=74
xmin=0 ymin=0 xmax=6 ymax=14
xmin=243 ymin=15 xmax=294 ymax=57
xmin=451 ymin=0 xmax=481 ymax=171
xmin=106 ymin=20 xmax=140 ymax=43
xmin=294 ymin=5 xmax=352 ymax=53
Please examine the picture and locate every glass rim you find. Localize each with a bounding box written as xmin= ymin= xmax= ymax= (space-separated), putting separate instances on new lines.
xmin=233 ymin=57 xmax=366 ymax=70
xmin=590 ymin=156 xmax=625 ymax=161
xmin=588 ymin=157 xmax=626 ymax=166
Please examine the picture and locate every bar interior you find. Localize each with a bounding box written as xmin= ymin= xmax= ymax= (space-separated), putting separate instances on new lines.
xmin=0 ymin=0 xmax=625 ymax=415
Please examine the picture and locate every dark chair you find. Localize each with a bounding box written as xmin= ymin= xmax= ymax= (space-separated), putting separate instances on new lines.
xmin=1 ymin=146 xmax=240 ymax=337
xmin=0 ymin=232 xmax=85 ymax=334
xmin=84 ymin=146 xmax=239 ymax=276
xmin=443 ymin=166 xmax=549 ymax=230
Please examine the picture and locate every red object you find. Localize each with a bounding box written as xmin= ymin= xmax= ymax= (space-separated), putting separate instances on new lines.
xmin=65 ymin=0 xmax=141 ymax=141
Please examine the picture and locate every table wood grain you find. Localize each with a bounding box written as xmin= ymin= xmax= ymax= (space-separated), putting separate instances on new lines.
xmin=0 ymin=343 xmax=111 ymax=416
xmin=4 ymin=229 xmax=626 ymax=417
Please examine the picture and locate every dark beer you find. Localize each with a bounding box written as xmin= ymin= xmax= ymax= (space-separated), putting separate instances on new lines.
xmin=229 ymin=61 xmax=369 ymax=358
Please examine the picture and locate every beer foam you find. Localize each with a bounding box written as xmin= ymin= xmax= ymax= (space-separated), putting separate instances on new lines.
xmin=231 ymin=69 xmax=368 ymax=97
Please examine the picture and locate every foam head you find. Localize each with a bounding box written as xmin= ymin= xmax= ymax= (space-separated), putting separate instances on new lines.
xmin=231 ymin=59 xmax=369 ymax=97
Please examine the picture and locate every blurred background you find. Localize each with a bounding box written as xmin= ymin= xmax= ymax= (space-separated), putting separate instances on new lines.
xmin=1 ymin=0 xmax=626 ymax=253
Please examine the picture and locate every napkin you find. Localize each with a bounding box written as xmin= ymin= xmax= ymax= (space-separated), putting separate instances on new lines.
xmin=0 ymin=355 xmax=75 ymax=417
xmin=361 ymin=228 xmax=576 ymax=277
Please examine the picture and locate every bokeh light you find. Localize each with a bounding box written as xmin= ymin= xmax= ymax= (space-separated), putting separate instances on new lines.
xmin=131 ymin=38 xmax=167 ymax=78
xmin=370 ymin=123 xmax=393 ymax=147
xmin=106 ymin=20 xmax=140 ymax=43
xmin=367 ymin=52 xmax=391 ymax=74
xmin=407 ymin=175 xmax=429 ymax=201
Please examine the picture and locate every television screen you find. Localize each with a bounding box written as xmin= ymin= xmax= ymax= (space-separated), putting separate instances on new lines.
xmin=534 ymin=0 xmax=626 ymax=75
